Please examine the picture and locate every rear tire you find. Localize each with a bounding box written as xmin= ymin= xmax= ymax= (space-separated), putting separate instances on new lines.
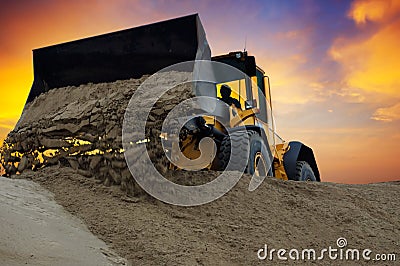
xmin=295 ymin=161 xmax=316 ymax=181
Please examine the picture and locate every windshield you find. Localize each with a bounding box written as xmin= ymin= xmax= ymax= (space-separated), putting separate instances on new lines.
xmin=216 ymin=79 xmax=247 ymax=110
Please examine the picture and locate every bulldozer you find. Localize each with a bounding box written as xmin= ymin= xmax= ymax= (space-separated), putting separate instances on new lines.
xmin=2 ymin=14 xmax=319 ymax=183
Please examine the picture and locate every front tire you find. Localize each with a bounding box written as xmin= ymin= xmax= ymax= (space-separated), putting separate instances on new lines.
xmin=216 ymin=130 xmax=249 ymax=171
xmin=217 ymin=130 xmax=272 ymax=176
xmin=247 ymin=132 xmax=272 ymax=176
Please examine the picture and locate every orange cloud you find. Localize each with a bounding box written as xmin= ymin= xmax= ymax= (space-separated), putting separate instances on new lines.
xmin=371 ymin=103 xmax=400 ymax=122
xmin=329 ymin=19 xmax=400 ymax=96
xmin=329 ymin=0 xmax=400 ymax=131
xmin=348 ymin=0 xmax=400 ymax=25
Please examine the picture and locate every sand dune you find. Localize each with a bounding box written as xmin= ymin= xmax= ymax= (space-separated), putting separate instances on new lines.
xmin=15 ymin=166 xmax=399 ymax=265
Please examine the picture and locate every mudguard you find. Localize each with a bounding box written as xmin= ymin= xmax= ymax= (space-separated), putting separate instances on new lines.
xmin=283 ymin=141 xmax=320 ymax=181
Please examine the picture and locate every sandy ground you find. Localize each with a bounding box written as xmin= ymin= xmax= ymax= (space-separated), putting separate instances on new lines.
xmin=11 ymin=166 xmax=399 ymax=265
xmin=0 ymin=176 xmax=127 ymax=266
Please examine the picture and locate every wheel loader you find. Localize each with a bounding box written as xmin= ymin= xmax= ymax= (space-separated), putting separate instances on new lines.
xmin=2 ymin=14 xmax=319 ymax=182
xmin=165 ymin=50 xmax=320 ymax=182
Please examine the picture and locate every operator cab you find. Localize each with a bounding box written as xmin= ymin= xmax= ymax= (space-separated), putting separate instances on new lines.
xmin=211 ymin=51 xmax=275 ymax=136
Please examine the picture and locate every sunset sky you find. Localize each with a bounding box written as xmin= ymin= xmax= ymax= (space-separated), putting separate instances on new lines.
xmin=1 ymin=0 xmax=399 ymax=183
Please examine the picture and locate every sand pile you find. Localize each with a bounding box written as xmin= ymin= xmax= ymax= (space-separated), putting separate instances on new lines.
xmin=18 ymin=166 xmax=400 ymax=265
xmin=0 ymin=73 xmax=196 ymax=195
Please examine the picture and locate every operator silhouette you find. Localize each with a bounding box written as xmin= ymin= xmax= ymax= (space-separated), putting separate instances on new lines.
xmin=219 ymin=84 xmax=241 ymax=109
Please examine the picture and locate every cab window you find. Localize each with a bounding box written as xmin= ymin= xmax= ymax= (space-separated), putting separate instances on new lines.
xmin=255 ymin=69 xmax=269 ymax=123
xmin=216 ymin=79 xmax=246 ymax=109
